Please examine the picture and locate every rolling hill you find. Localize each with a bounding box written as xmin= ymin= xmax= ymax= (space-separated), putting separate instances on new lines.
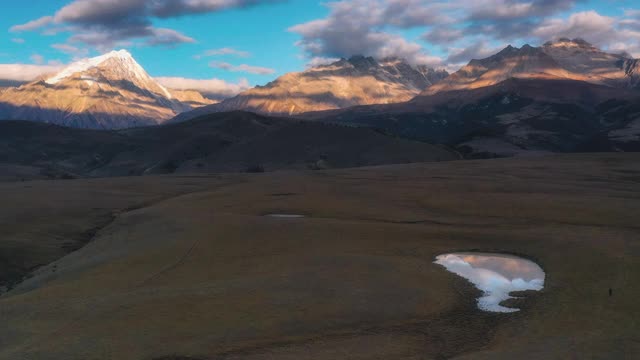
xmin=0 ymin=112 xmax=459 ymax=179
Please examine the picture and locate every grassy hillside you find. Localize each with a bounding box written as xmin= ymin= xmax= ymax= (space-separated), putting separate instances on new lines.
xmin=0 ymin=153 xmax=638 ymax=359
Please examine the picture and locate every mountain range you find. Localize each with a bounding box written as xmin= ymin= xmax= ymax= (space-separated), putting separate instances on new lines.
xmin=171 ymin=56 xmax=448 ymax=122
xmin=422 ymin=38 xmax=640 ymax=96
xmin=169 ymin=38 xmax=640 ymax=157
xmin=173 ymin=38 xmax=640 ymax=124
xmin=293 ymin=39 xmax=640 ymax=156
xmin=1 ymin=38 xmax=639 ymax=160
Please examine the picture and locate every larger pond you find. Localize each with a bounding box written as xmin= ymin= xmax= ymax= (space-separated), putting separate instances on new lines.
xmin=435 ymin=253 xmax=545 ymax=313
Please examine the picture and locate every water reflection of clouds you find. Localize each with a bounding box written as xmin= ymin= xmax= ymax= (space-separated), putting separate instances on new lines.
xmin=435 ymin=253 xmax=545 ymax=313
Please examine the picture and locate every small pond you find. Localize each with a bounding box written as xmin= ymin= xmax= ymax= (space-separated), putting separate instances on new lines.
xmin=434 ymin=252 xmax=545 ymax=313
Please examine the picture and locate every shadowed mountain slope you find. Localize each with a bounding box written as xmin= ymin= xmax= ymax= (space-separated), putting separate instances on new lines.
xmin=294 ymin=40 xmax=640 ymax=157
xmin=304 ymin=78 xmax=640 ymax=157
xmin=0 ymin=111 xmax=458 ymax=178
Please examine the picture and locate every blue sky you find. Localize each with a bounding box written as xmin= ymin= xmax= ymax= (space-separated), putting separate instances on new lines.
xmin=1 ymin=0 xmax=639 ymax=96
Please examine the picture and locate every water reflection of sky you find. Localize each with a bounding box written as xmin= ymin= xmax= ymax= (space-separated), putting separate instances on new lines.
xmin=435 ymin=253 xmax=545 ymax=313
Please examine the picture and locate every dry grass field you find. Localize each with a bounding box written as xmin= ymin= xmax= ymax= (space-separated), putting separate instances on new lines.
xmin=1 ymin=154 xmax=639 ymax=359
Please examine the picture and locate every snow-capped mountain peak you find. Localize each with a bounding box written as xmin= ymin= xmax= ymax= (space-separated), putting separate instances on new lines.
xmin=543 ymin=38 xmax=597 ymax=51
xmin=44 ymin=49 xmax=173 ymax=99
xmin=0 ymin=49 xmax=217 ymax=128
xmin=47 ymin=50 xmax=135 ymax=84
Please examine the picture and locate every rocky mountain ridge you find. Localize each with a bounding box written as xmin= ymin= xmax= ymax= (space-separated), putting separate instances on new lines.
xmin=423 ymin=38 xmax=640 ymax=96
xmin=299 ymin=40 xmax=640 ymax=157
xmin=171 ymin=56 xmax=448 ymax=122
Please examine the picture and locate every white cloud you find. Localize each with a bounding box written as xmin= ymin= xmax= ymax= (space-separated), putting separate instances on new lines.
xmin=289 ymin=0 xmax=445 ymax=66
xmin=304 ymin=56 xmax=341 ymax=68
xmin=446 ymin=41 xmax=501 ymax=68
xmin=423 ymin=28 xmax=464 ymax=44
xmin=289 ymin=0 xmax=640 ymax=70
xmin=51 ymin=43 xmax=89 ymax=58
xmin=10 ymin=0 xmax=279 ymax=49
xmin=209 ymin=61 xmax=275 ymax=75
xmin=10 ymin=16 xmax=53 ymax=32
xmin=468 ymin=0 xmax=578 ymax=21
xmin=195 ymin=47 xmax=251 ymax=59
xmin=533 ymin=11 xmax=616 ymax=46
xmin=0 ymin=64 xmax=63 ymax=82
xmin=154 ymin=76 xmax=250 ymax=99
xmin=30 ymin=54 xmax=45 ymax=65
xmin=146 ymin=28 xmax=196 ymax=46
xmin=532 ymin=11 xmax=640 ymax=57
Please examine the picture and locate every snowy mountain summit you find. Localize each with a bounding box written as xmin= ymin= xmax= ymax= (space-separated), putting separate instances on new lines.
xmin=48 ymin=50 xmax=140 ymax=83
xmin=0 ymin=50 xmax=211 ymax=129
xmin=46 ymin=50 xmax=174 ymax=100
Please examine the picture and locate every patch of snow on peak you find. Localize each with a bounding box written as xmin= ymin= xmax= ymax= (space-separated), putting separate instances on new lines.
xmin=45 ymin=49 xmax=173 ymax=100
xmin=46 ymin=50 xmax=147 ymax=85
xmin=543 ymin=38 xmax=595 ymax=50
xmin=47 ymin=50 xmax=127 ymax=85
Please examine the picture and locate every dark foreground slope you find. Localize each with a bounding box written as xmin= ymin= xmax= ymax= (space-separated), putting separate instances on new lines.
xmin=304 ymin=78 xmax=640 ymax=157
xmin=0 ymin=111 xmax=458 ymax=179
xmin=0 ymin=176 xmax=238 ymax=293
xmin=0 ymin=153 xmax=638 ymax=359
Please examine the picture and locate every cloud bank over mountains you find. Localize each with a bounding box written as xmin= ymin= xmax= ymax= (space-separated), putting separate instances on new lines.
xmin=154 ymin=77 xmax=251 ymax=99
xmin=0 ymin=64 xmax=63 ymax=83
xmin=3 ymin=1 xmax=639 ymax=90
xmin=290 ymin=0 xmax=640 ymax=68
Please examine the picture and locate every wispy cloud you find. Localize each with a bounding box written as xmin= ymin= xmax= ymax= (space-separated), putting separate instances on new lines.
xmin=30 ymin=54 xmax=45 ymax=65
xmin=51 ymin=43 xmax=89 ymax=58
xmin=194 ymin=47 xmax=251 ymax=59
xmin=146 ymin=28 xmax=196 ymax=46
xmin=11 ymin=16 xmax=54 ymax=32
xmin=305 ymin=56 xmax=341 ymax=68
xmin=0 ymin=63 xmax=63 ymax=82
xmin=446 ymin=41 xmax=500 ymax=65
xmin=209 ymin=61 xmax=275 ymax=75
